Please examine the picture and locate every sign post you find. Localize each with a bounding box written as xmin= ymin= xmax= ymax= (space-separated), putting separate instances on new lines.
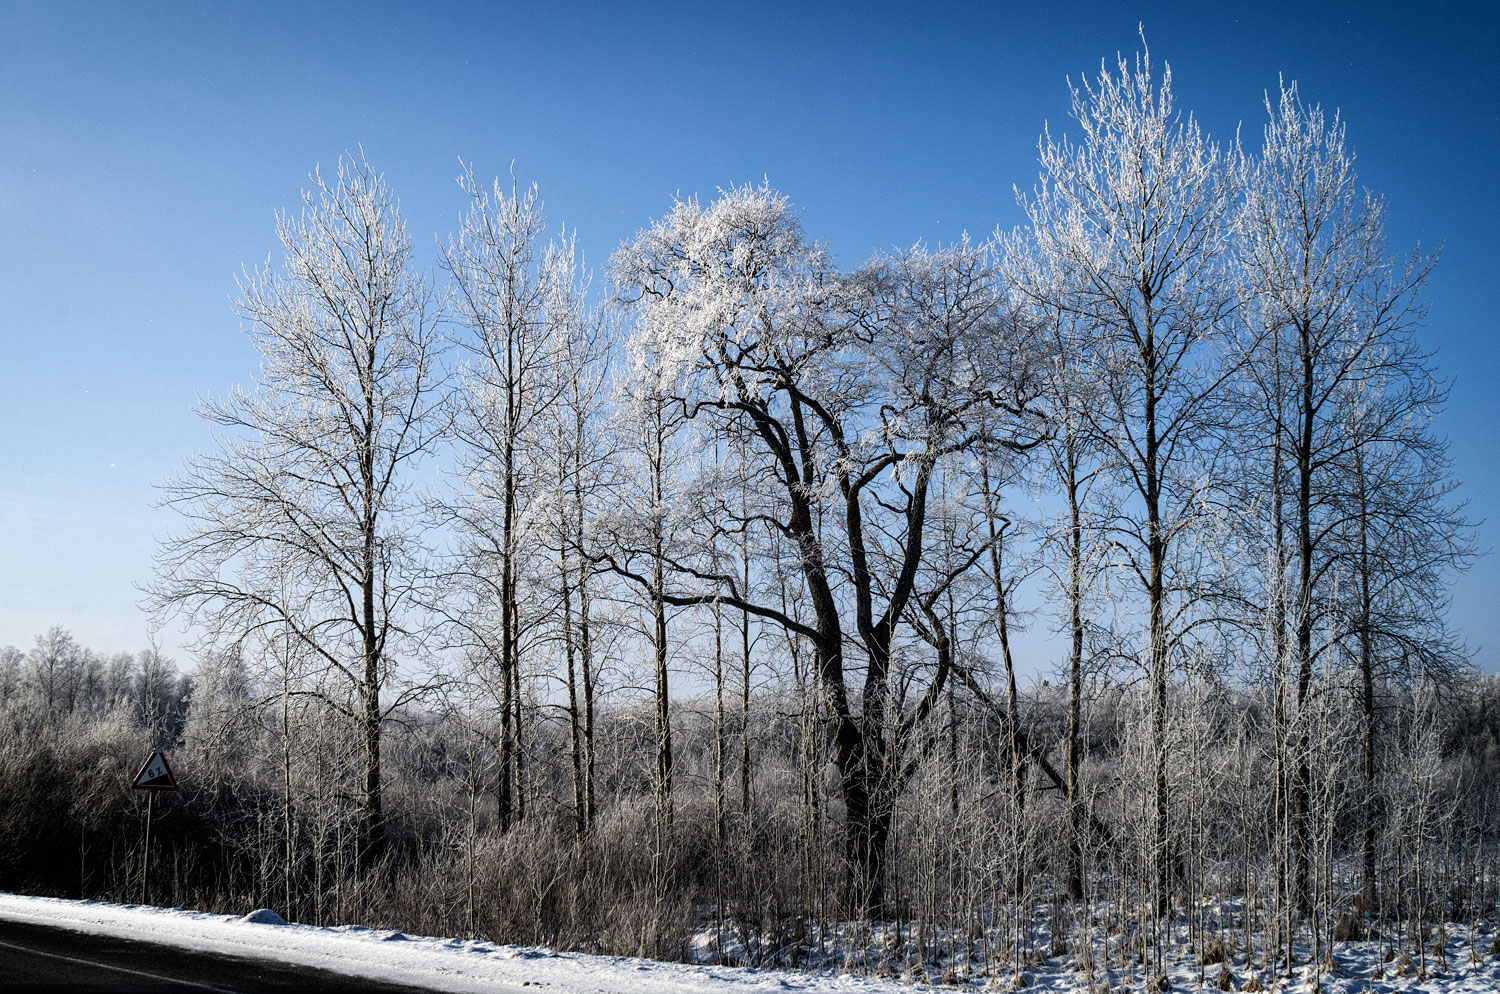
xmin=132 ymin=750 xmax=179 ymax=906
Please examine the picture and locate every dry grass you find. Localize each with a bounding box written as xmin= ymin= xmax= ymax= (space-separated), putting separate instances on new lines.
xmin=1198 ymin=935 xmax=1231 ymax=965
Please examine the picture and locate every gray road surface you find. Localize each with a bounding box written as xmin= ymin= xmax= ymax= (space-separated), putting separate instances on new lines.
xmin=0 ymin=917 xmax=446 ymax=992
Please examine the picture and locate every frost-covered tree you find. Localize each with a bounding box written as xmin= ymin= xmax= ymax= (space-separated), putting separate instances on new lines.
xmin=152 ymin=153 xmax=443 ymax=865
xmin=439 ymin=166 xmax=567 ymax=830
xmin=180 ymin=645 xmax=255 ymax=778
xmin=609 ymin=362 xmax=697 ymax=825
xmin=0 ymin=646 xmax=21 ymax=710
xmin=134 ymin=644 xmax=184 ymax=746
xmin=535 ymin=240 xmax=614 ymax=840
xmin=613 ymin=186 xmax=1042 ymax=910
xmin=1335 ymin=342 xmax=1472 ymax=907
xmin=999 ymin=242 xmax=1114 ymax=900
xmin=26 ymin=625 xmax=81 ymax=718
xmin=1238 ymin=80 xmax=1466 ymax=906
xmin=1015 ymin=44 xmax=1241 ymax=915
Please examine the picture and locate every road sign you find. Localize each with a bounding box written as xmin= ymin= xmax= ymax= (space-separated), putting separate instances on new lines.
xmin=132 ymin=751 xmax=179 ymax=792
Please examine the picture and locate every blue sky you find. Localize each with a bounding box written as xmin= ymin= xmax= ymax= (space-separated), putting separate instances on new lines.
xmin=2 ymin=1 xmax=1496 ymax=673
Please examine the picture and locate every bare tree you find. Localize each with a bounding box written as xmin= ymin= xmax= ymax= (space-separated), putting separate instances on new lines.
xmin=134 ymin=644 xmax=182 ymax=746
xmin=25 ymin=625 xmax=81 ymax=720
xmin=537 ymin=239 xmax=613 ymax=841
xmin=613 ymin=188 xmax=1042 ymax=910
xmin=1238 ymin=80 xmax=1465 ymax=906
xmin=996 ymin=252 xmax=1113 ymax=899
xmin=1336 ymin=342 xmax=1473 ymax=907
xmin=607 ymin=353 xmax=698 ymax=826
xmin=0 ymin=646 xmax=22 ymax=711
xmin=1016 ymin=43 xmax=1240 ymax=914
xmin=440 ymin=165 xmax=563 ymax=830
xmin=153 ymin=153 xmax=443 ymax=865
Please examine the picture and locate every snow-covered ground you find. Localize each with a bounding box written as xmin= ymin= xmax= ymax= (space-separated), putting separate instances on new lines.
xmin=0 ymin=892 xmax=922 ymax=993
xmin=2 ymin=891 xmax=1499 ymax=993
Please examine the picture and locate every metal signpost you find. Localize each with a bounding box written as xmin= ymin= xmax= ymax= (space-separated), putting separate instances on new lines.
xmin=131 ymin=750 xmax=179 ymax=905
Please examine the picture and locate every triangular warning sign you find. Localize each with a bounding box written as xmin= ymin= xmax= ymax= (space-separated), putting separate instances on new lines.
xmin=132 ymin=750 xmax=179 ymax=791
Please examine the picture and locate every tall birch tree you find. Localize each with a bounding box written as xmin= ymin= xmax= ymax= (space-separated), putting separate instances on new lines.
xmin=1016 ymin=45 xmax=1240 ymax=914
xmin=153 ymin=153 xmax=443 ymax=865
xmin=440 ymin=166 xmax=563 ymax=830
xmin=1238 ymin=80 xmax=1453 ymax=906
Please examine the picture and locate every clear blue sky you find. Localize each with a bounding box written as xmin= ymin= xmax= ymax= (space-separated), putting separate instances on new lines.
xmin=2 ymin=1 xmax=1496 ymax=672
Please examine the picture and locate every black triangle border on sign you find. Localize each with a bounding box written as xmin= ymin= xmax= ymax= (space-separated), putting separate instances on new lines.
xmin=132 ymin=750 xmax=179 ymax=792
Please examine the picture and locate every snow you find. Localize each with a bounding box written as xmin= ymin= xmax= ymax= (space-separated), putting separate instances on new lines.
xmin=3 ymin=892 xmax=1499 ymax=993
xmin=239 ymin=908 xmax=288 ymax=926
xmin=0 ymin=892 xmax=926 ymax=993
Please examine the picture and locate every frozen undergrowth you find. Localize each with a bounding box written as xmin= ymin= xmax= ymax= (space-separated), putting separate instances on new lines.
xmin=3 ymin=891 xmax=1499 ymax=993
xmin=683 ymin=898 xmax=1500 ymax=994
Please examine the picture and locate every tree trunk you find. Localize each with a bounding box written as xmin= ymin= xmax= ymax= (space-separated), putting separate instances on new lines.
xmin=1065 ymin=437 xmax=1086 ymax=901
xmin=497 ymin=647 xmax=513 ymax=831
xmin=1144 ymin=324 xmax=1171 ymax=919
xmin=652 ymin=575 xmax=673 ymax=824
xmin=360 ymin=506 xmax=384 ymax=867
xmin=580 ymin=586 xmax=597 ymax=831
xmin=990 ymin=525 xmax=1027 ymax=896
xmin=498 ymin=457 xmax=517 ymax=831
xmin=281 ymin=678 xmax=295 ymax=919
xmin=574 ymin=434 xmax=597 ymax=833
xmin=650 ymin=399 xmax=673 ymax=826
xmin=360 ymin=655 xmax=383 ymax=868
xmin=1291 ymin=323 xmax=1316 ymax=913
xmin=713 ymin=600 xmax=726 ymax=850
xmin=838 ymin=755 xmax=892 ymax=917
xmin=740 ymin=553 xmax=753 ymax=819
xmin=1357 ymin=450 xmax=1378 ymax=908
xmin=562 ymin=534 xmax=585 ymax=844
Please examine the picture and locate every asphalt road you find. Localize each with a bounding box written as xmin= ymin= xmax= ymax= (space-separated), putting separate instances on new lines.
xmin=0 ymin=917 xmax=445 ymax=992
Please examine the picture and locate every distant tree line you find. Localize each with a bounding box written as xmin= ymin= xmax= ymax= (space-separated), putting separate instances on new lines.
xmin=3 ymin=46 xmax=1489 ymax=989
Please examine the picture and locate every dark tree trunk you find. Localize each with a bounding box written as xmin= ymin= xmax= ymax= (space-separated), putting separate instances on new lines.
xmin=838 ymin=753 xmax=892 ymax=917
xmin=650 ymin=398 xmax=673 ymax=826
xmin=1143 ymin=320 xmax=1171 ymax=919
xmin=1357 ymin=451 xmax=1379 ymax=908
xmin=360 ymin=671 xmax=383 ymax=867
xmin=1291 ymin=322 xmax=1316 ymax=913
xmin=1066 ymin=438 xmax=1086 ymax=901
xmin=562 ymin=537 xmax=585 ymax=844
xmin=359 ymin=388 xmax=384 ymax=869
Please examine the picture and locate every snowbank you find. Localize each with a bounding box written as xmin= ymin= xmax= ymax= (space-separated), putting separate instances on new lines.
xmin=4 ymin=892 xmax=1499 ymax=993
xmin=0 ymin=893 xmax=923 ymax=993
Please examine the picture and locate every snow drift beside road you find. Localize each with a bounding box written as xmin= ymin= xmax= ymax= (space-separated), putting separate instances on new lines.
xmin=5 ymin=891 xmax=1500 ymax=994
xmin=0 ymin=892 xmax=918 ymax=994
